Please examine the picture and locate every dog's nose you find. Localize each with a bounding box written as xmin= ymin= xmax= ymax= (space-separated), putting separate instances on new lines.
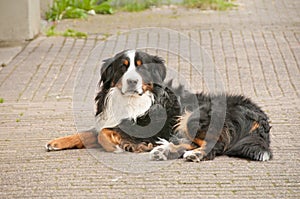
xmin=127 ymin=79 xmax=138 ymax=87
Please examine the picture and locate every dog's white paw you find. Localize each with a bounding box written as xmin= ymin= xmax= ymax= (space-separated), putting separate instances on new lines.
xmin=149 ymin=138 xmax=185 ymax=161
xmin=45 ymin=143 xmax=61 ymax=152
xmin=183 ymin=150 xmax=204 ymax=162
xmin=149 ymin=145 xmax=168 ymax=161
xmin=149 ymin=138 xmax=171 ymax=161
xmin=255 ymin=151 xmax=271 ymax=161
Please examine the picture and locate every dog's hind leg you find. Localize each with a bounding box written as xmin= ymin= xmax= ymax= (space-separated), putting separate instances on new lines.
xmin=173 ymin=103 xmax=226 ymax=162
xmin=46 ymin=128 xmax=99 ymax=151
xmin=225 ymin=136 xmax=273 ymax=161
xmin=223 ymin=118 xmax=272 ymax=161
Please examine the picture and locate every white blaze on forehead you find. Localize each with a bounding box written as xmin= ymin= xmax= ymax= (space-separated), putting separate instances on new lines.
xmin=122 ymin=50 xmax=143 ymax=94
xmin=126 ymin=50 xmax=136 ymax=71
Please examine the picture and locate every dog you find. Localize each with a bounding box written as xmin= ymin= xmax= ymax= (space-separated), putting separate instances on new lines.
xmin=46 ymin=49 xmax=272 ymax=162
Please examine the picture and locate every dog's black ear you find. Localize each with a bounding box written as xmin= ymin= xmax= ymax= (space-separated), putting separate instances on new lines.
xmin=99 ymin=57 xmax=115 ymax=88
xmin=100 ymin=50 xmax=129 ymax=88
xmin=152 ymin=56 xmax=166 ymax=81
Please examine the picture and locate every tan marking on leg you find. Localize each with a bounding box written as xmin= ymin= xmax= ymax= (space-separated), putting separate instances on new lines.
xmin=170 ymin=143 xmax=196 ymax=152
xmin=250 ymin=121 xmax=260 ymax=133
xmin=47 ymin=132 xmax=98 ymax=150
xmin=192 ymin=139 xmax=207 ymax=156
xmin=98 ymin=128 xmax=122 ymax=152
xmin=136 ymin=142 xmax=154 ymax=152
xmin=193 ymin=138 xmax=207 ymax=148
xmin=99 ymin=129 xmax=153 ymax=153
xmin=120 ymin=141 xmax=154 ymax=153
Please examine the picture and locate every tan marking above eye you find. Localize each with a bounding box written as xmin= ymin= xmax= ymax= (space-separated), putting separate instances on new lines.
xmin=136 ymin=60 xmax=142 ymax=66
xmin=123 ymin=59 xmax=129 ymax=66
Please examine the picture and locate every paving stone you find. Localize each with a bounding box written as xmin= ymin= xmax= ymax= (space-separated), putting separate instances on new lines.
xmin=0 ymin=0 xmax=299 ymax=198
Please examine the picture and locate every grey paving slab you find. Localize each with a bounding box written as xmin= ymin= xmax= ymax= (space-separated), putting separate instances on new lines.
xmin=0 ymin=0 xmax=299 ymax=198
xmin=0 ymin=45 xmax=23 ymax=69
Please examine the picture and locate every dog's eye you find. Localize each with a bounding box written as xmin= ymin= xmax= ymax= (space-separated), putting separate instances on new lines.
xmin=123 ymin=59 xmax=129 ymax=67
xmin=136 ymin=60 xmax=142 ymax=66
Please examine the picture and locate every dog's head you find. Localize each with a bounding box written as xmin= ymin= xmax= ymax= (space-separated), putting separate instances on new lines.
xmin=100 ymin=49 xmax=166 ymax=96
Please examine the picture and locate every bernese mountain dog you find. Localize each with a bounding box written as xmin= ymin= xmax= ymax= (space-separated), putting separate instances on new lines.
xmin=46 ymin=49 xmax=272 ymax=162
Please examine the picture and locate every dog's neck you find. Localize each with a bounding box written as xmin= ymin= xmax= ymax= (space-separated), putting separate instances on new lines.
xmin=95 ymin=87 xmax=154 ymax=131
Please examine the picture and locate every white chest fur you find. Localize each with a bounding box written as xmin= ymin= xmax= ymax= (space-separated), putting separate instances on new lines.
xmin=95 ymin=88 xmax=154 ymax=131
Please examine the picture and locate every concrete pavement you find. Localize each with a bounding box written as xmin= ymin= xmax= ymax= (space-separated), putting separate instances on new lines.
xmin=0 ymin=0 xmax=299 ymax=198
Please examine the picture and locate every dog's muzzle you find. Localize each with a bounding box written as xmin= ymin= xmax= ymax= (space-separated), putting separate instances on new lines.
xmin=121 ymin=69 xmax=143 ymax=95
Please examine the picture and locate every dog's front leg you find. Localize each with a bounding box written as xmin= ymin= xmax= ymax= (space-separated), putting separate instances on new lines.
xmin=97 ymin=128 xmax=123 ymax=152
xmin=46 ymin=130 xmax=99 ymax=151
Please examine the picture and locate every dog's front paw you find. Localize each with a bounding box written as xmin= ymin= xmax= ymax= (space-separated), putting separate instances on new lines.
xmin=149 ymin=138 xmax=173 ymax=161
xmin=183 ymin=150 xmax=204 ymax=162
xmin=149 ymin=145 xmax=169 ymax=161
xmin=149 ymin=138 xmax=182 ymax=161
xmin=45 ymin=140 xmax=62 ymax=152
